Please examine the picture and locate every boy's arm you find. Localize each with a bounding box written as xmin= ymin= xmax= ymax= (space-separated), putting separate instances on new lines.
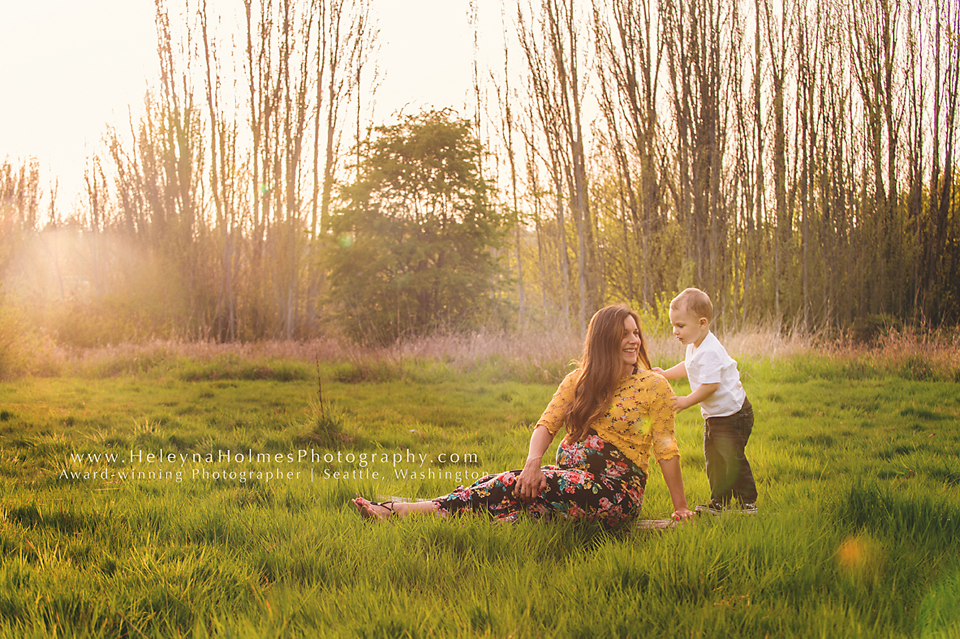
xmin=651 ymin=362 xmax=686 ymax=380
xmin=672 ymin=382 xmax=719 ymax=412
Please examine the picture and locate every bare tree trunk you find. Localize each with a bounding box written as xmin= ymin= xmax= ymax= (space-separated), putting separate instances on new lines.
xmin=495 ymin=3 xmax=526 ymax=328
xmin=593 ymin=0 xmax=663 ymax=314
xmin=662 ymin=0 xmax=730 ymax=312
xmin=923 ymin=0 xmax=959 ymax=320
xmin=796 ymin=3 xmax=822 ymax=331
xmin=850 ymin=0 xmax=902 ymax=317
xmin=200 ymin=0 xmax=242 ymax=341
xmin=761 ymin=0 xmax=793 ymax=325
xmin=519 ymin=0 xmax=595 ymax=331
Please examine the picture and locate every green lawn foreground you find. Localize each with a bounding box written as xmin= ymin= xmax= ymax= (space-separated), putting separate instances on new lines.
xmin=1 ymin=355 xmax=959 ymax=638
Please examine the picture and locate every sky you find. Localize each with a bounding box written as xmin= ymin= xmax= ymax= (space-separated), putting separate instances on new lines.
xmin=0 ymin=0 xmax=508 ymax=211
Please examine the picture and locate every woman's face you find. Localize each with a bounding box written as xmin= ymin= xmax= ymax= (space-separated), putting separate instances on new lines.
xmin=618 ymin=314 xmax=641 ymax=376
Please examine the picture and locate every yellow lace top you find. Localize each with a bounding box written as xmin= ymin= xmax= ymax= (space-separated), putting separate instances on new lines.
xmin=536 ymin=369 xmax=680 ymax=474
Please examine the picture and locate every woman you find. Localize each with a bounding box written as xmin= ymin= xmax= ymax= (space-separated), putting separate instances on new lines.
xmin=353 ymin=305 xmax=696 ymax=528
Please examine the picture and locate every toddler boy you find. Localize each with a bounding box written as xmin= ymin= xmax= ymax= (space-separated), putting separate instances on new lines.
xmin=653 ymin=288 xmax=757 ymax=514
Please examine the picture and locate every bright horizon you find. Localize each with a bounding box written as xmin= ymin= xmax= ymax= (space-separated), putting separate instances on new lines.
xmin=0 ymin=0 xmax=508 ymax=214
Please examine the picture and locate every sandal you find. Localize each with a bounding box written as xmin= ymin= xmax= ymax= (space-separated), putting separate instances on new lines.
xmin=352 ymin=497 xmax=395 ymax=521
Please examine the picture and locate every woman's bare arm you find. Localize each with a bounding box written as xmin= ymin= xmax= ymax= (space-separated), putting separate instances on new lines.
xmin=515 ymin=424 xmax=554 ymax=501
xmin=658 ymin=456 xmax=696 ymax=520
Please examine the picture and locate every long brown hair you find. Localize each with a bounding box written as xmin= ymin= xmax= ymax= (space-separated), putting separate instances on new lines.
xmin=565 ymin=305 xmax=651 ymax=441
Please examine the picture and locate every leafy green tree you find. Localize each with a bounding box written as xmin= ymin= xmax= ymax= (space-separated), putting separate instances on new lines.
xmin=326 ymin=109 xmax=508 ymax=344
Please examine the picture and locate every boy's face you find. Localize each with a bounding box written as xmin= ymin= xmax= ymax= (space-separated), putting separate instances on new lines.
xmin=668 ymin=306 xmax=710 ymax=348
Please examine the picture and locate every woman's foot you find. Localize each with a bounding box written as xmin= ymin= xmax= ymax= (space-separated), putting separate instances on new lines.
xmin=352 ymin=497 xmax=395 ymax=521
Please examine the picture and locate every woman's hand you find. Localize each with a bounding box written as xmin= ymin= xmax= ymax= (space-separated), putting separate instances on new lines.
xmin=671 ymin=507 xmax=697 ymax=522
xmin=514 ymin=424 xmax=554 ymax=502
xmin=514 ymin=462 xmax=548 ymax=502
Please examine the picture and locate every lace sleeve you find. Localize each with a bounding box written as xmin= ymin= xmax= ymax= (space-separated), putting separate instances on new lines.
xmin=646 ymin=375 xmax=679 ymax=461
xmin=535 ymin=370 xmax=580 ymax=436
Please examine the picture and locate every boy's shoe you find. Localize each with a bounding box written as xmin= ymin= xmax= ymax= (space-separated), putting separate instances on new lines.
xmin=740 ymin=502 xmax=758 ymax=514
xmin=695 ymin=500 xmax=727 ymax=515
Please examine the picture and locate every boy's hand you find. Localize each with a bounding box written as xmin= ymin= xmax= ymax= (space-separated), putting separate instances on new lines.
xmin=673 ymin=382 xmax=716 ymax=412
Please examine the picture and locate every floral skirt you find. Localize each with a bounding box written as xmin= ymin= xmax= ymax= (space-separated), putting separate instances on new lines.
xmin=432 ymin=432 xmax=647 ymax=530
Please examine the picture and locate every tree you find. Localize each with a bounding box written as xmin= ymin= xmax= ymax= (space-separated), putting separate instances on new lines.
xmin=593 ymin=0 xmax=668 ymax=315
xmin=660 ymin=0 xmax=734 ymax=321
xmin=0 ymin=158 xmax=42 ymax=276
xmin=326 ymin=110 xmax=508 ymax=344
xmin=518 ymin=0 xmax=598 ymax=332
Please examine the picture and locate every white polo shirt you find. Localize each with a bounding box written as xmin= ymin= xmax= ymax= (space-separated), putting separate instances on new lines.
xmin=685 ymin=331 xmax=746 ymax=419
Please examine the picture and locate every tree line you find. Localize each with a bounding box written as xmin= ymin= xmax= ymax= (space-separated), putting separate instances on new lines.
xmin=1 ymin=0 xmax=957 ymax=346
xmin=506 ymin=0 xmax=959 ymax=335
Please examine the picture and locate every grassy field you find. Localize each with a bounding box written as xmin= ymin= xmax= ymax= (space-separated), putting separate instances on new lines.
xmin=1 ymin=337 xmax=959 ymax=638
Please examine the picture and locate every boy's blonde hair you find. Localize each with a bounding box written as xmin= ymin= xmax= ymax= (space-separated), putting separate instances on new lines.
xmin=671 ymin=288 xmax=714 ymax=322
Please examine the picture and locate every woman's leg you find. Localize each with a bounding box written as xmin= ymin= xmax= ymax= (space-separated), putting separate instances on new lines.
xmin=352 ymin=497 xmax=439 ymax=520
xmin=433 ymin=469 xmax=528 ymax=521
xmin=354 ymin=436 xmax=644 ymax=528
xmin=431 ymin=437 xmax=623 ymax=523
xmin=432 ymin=467 xmax=639 ymax=528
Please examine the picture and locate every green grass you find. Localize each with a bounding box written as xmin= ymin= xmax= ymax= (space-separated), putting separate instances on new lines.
xmin=1 ymin=354 xmax=959 ymax=638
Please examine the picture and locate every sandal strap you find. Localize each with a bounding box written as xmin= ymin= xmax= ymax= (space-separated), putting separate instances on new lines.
xmin=374 ymin=501 xmax=395 ymax=516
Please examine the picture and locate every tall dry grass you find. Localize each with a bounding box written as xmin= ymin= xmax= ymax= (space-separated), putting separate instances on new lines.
xmin=850 ymin=327 xmax=960 ymax=381
xmin=2 ymin=323 xmax=957 ymax=382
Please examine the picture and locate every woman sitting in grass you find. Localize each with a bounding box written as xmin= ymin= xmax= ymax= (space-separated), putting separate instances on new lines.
xmin=353 ymin=305 xmax=697 ymax=529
